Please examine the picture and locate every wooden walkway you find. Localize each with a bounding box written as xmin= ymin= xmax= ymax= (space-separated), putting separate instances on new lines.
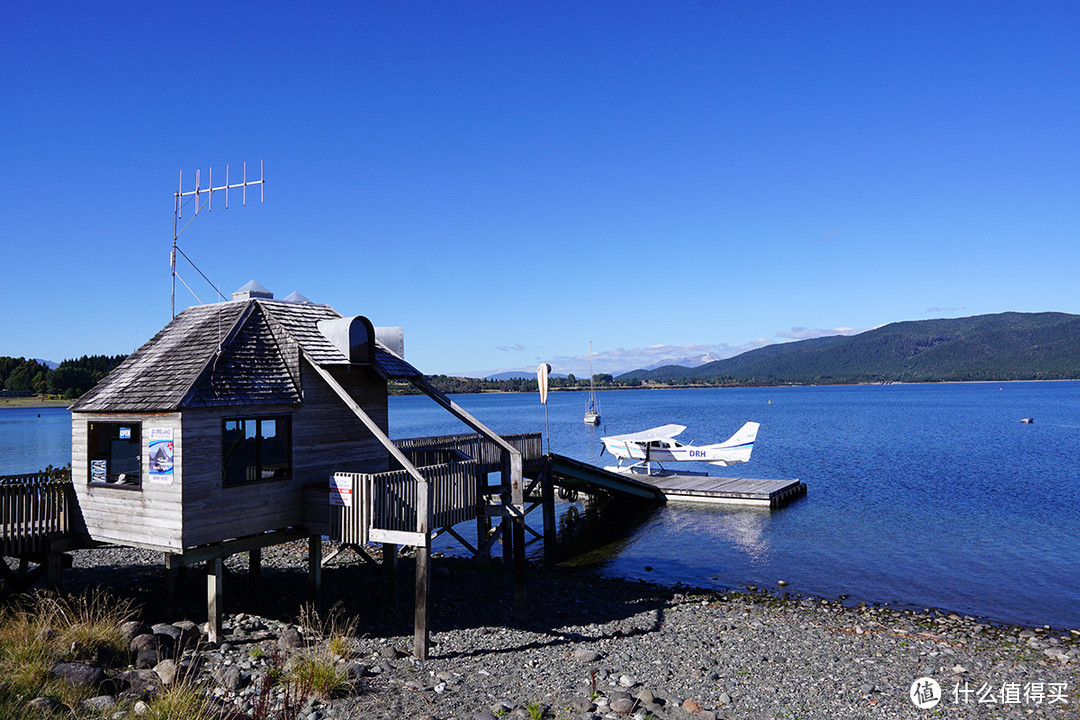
xmin=639 ymin=473 xmax=806 ymax=508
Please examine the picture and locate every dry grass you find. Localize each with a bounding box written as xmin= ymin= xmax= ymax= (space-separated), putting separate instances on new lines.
xmin=293 ymin=603 xmax=357 ymax=699
xmin=44 ymin=588 xmax=137 ymax=662
xmin=0 ymin=588 xmax=138 ymax=712
xmin=140 ymin=681 xmax=220 ymax=720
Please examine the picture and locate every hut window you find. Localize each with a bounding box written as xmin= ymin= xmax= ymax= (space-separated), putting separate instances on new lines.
xmin=223 ymin=416 xmax=292 ymax=485
xmin=88 ymin=421 xmax=142 ymax=487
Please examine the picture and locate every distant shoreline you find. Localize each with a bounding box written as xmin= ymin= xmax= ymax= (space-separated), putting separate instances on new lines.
xmin=0 ymin=397 xmax=72 ymax=409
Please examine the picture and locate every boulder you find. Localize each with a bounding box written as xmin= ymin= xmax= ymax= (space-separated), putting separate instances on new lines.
xmin=28 ymin=696 xmax=66 ymax=714
xmin=121 ymin=621 xmax=149 ymax=642
xmin=130 ymin=633 xmax=158 ymax=654
xmin=154 ymin=658 xmax=179 ymax=685
xmin=151 ymin=623 xmax=182 ymax=647
xmin=79 ymin=695 xmax=117 ymax=712
xmin=278 ymin=628 xmax=305 ymax=651
xmin=50 ymin=661 xmax=104 ymax=689
xmin=135 ymin=649 xmax=159 ymax=669
xmin=122 ymin=668 xmax=163 ymax=698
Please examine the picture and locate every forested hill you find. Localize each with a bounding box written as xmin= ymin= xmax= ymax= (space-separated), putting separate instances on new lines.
xmin=619 ymin=312 xmax=1080 ymax=385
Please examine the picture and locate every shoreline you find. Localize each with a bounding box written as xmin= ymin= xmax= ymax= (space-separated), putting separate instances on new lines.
xmin=0 ymin=396 xmax=72 ymax=408
xmin=39 ymin=543 xmax=1077 ymax=719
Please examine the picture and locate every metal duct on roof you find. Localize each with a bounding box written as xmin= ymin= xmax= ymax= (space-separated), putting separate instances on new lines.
xmin=317 ymin=316 xmax=376 ymax=365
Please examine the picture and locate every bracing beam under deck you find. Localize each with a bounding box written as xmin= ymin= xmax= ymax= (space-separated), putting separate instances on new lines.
xmin=303 ymin=353 xmax=526 ymax=660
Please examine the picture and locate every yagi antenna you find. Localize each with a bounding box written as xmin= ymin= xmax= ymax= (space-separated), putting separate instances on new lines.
xmin=171 ymin=160 xmax=265 ymax=317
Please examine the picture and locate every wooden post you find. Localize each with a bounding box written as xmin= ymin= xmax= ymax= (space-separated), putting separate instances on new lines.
xmin=45 ymin=551 xmax=63 ymax=592
xmin=540 ymin=462 xmax=557 ymax=563
xmin=383 ymin=543 xmax=398 ymax=604
xmin=207 ymin=557 xmax=223 ymax=644
xmin=308 ymin=535 xmax=322 ymax=606
xmin=165 ymin=553 xmax=180 ymax=606
xmin=476 ymin=468 xmax=491 ymax=561
xmin=248 ymin=548 xmax=261 ymax=591
xmin=414 ymin=478 xmax=433 ymax=659
xmin=508 ymin=451 xmax=527 ymax=624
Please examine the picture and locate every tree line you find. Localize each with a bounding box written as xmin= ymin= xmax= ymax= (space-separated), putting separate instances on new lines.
xmin=0 ymin=355 xmax=127 ymax=399
xmin=386 ymin=373 xmax=722 ymax=395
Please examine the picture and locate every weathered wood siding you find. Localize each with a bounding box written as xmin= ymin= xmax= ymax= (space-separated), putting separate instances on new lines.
xmin=179 ymin=361 xmax=389 ymax=548
xmin=71 ymin=360 xmax=389 ymax=552
xmin=70 ymin=412 xmax=184 ymax=552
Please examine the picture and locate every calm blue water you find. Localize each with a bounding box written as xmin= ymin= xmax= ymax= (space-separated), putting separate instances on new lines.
xmin=4 ymin=383 xmax=1078 ymax=628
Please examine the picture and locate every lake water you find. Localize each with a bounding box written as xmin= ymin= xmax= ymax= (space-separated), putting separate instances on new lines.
xmin=4 ymin=382 xmax=1078 ymax=629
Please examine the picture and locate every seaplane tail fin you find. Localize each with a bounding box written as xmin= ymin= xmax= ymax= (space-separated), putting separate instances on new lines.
xmin=705 ymin=421 xmax=760 ymax=467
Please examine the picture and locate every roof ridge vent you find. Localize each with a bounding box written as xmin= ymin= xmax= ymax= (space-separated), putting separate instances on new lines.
xmin=232 ymin=280 xmax=273 ymax=301
xmin=283 ymin=291 xmax=313 ymax=304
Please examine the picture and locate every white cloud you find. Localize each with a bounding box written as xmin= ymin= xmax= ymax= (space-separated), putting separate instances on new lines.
xmin=776 ymin=326 xmax=860 ymax=340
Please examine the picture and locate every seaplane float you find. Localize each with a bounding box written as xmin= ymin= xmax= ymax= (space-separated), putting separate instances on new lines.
xmin=601 ymin=421 xmax=760 ymax=477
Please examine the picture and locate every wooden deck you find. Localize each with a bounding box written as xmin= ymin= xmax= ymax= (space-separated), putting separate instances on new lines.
xmin=638 ymin=472 xmax=806 ymax=508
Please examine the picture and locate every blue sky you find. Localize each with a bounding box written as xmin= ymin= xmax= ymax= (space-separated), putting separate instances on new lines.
xmin=2 ymin=2 xmax=1077 ymax=378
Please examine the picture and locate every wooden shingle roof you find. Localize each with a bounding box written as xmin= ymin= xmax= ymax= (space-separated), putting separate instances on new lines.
xmin=71 ymin=299 xmax=421 ymax=413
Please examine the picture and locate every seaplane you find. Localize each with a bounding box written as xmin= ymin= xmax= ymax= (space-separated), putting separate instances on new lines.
xmin=602 ymin=421 xmax=760 ymax=476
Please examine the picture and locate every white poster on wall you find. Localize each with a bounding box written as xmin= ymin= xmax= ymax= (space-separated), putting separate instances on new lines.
xmin=147 ymin=427 xmax=175 ymax=484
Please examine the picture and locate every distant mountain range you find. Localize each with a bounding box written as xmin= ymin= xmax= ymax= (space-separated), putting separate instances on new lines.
xmin=618 ymin=312 xmax=1080 ymax=385
xmin=641 ymin=351 xmax=723 ymax=370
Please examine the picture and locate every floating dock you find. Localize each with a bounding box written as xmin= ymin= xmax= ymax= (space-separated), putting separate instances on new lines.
xmin=637 ymin=473 xmax=806 ymax=508
xmin=542 ymin=454 xmax=805 ymax=509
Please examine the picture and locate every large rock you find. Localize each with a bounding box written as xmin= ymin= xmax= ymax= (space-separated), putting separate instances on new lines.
xmin=28 ymin=696 xmax=66 ymax=714
xmin=121 ymin=621 xmax=149 ymax=642
xmin=278 ymin=627 xmax=305 ymax=651
xmin=214 ymin=666 xmax=246 ymax=692
xmin=151 ymin=623 xmax=182 ymax=648
xmin=130 ymin=633 xmax=158 ymax=654
xmin=50 ymin=661 xmax=104 ymax=689
xmin=135 ymin=649 xmax=160 ymax=669
xmin=80 ymin=695 xmax=117 ymax=712
xmin=173 ymin=620 xmax=201 ymax=649
xmin=123 ymin=668 xmax=163 ymax=698
xmin=154 ymin=658 xmax=179 ymax=685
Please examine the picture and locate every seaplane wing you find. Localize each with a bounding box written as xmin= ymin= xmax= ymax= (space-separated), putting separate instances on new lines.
xmin=601 ymin=424 xmax=686 ymax=444
xmin=602 ymin=421 xmax=760 ymax=472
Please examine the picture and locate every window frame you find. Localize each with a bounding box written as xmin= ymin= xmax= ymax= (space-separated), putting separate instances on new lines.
xmin=87 ymin=420 xmax=143 ymax=489
xmin=221 ymin=414 xmax=293 ymax=486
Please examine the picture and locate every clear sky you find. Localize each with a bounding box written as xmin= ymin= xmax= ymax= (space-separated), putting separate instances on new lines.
xmin=2 ymin=2 xmax=1077 ymax=378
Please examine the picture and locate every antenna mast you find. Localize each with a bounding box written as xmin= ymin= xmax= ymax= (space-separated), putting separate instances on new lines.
xmin=172 ymin=160 xmax=265 ymax=317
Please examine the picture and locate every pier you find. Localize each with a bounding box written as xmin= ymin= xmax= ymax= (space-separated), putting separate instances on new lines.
xmin=638 ymin=473 xmax=806 ymax=508
xmin=538 ymin=453 xmax=805 ymax=509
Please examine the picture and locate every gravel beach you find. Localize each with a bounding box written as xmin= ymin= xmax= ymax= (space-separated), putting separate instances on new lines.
xmin=55 ymin=541 xmax=1078 ymax=719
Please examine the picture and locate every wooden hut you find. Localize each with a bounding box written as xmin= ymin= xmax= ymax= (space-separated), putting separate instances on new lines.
xmin=69 ymin=282 xmax=527 ymax=655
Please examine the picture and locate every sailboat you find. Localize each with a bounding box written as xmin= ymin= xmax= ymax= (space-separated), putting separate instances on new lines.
xmin=584 ymin=341 xmax=601 ymax=425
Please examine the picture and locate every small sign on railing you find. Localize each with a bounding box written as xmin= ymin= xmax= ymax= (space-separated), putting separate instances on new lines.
xmin=329 ymin=474 xmax=352 ymax=507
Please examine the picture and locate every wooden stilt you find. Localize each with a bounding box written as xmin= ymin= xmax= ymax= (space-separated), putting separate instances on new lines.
xmin=45 ymin=551 xmax=63 ymax=592
xmin=308 ymin=535 xmax=322 ymax=605
xmin=249 ymin=548 xmax=261 ymax=590
xmin=507 ymin=452 xmax=527 ymax=624
xmin=383 ymin=543 xmax=398 ymax=604
xmin=414 ymin=476 xmax=433 ymax=659
xmin=414 ymin=543 xmax=430 ymax=659
xmin=476 ymin=469 xmax=491 ymax=561
xmin=540 ymin=462 xmax=557 ymax=563
xmin=165 ymin=554 xmax=179 ymax=606
xmin=207 ymin=557 xmax=223 ymax=644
